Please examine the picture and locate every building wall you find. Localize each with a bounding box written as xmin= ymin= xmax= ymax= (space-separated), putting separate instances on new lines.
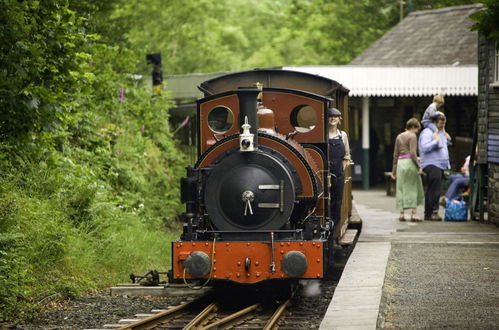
xmin=477 ymin=35 xmax=490 ymax=164
xmin=478 ymin=35 xmax=499 ymax=225
xmin=488 ymin=163 xmax=499 ymax=223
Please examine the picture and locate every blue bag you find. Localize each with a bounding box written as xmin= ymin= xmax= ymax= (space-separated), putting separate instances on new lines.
xmin=444 ymin=197 xmax=468 ymax=221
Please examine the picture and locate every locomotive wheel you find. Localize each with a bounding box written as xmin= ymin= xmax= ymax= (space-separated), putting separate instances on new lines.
xmin=204 ymin=150 xmax=295 ymax=231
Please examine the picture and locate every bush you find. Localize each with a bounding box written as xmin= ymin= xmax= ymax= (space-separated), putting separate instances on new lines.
xmin=0 ymin=232 xmax=28 ymax=321
xmin=0 ymin=0 xmax=186 ymax=321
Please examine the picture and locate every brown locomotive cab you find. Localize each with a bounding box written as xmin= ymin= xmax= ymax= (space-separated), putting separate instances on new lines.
xmin=198 ymin=89 xmax=329 ymax=155
xmin=174 ymin=69 xmax=356 ymax=285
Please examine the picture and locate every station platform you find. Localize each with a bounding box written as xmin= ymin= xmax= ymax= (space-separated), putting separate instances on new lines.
xmin=320 ymin=188 xmax=499 ymax=329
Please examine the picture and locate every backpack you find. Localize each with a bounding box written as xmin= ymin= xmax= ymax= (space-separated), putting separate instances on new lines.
xmin=444 ymin=197 xmax=468 ymax=221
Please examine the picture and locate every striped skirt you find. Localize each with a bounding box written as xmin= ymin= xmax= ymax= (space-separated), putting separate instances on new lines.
xmin=396 ymin=158 xmax=424 ymax=210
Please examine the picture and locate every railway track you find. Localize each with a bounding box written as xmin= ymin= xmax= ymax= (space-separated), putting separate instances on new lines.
xmin=114 ymin=291 xmax=292 ymax=330
xmin=92 ymin=245 xmax=350 ymax=330
xmin=93 ymin=278 xmax=338 ymax=330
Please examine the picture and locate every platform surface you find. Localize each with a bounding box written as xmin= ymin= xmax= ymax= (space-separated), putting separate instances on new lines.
xmin=321 ymin=188 xmax=499 ymax=329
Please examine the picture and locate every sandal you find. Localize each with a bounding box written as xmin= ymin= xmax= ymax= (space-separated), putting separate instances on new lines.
xmin=398 ymin=214 xmax=406 ymax=221
xmin=410 ymin=215 xmax=422 ymax=222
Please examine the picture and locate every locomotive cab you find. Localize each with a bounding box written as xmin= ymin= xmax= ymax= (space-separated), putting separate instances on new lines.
xmin=173 ymin=69 xmax=354 ymax=285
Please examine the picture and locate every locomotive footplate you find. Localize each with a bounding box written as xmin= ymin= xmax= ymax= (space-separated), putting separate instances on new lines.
xmin=183 ymin=229 xmax=312 ymax=241
xmin=172 ymin=240 xmax=324 ymax=284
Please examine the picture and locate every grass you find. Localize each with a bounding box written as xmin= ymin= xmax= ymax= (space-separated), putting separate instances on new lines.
xmin=0 ymin=127 xmax=185 ymax=321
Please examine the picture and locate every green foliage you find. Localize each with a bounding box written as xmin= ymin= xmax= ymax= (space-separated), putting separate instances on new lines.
xmin=273 ymin=0 xmax=400 ymax=65
xmin=0 ymin=162 xmax=181 ymax=320
xmin=109 ymin=0 xmax=480 ymax=74
xmin=410 ymin=0 xmax=479 ymax=11
xmin=0 ymin=0 xmax=185 ymax=322
xmin=0 ymin=231 xmax=28 ymax=320
xmin=470 ymin=0 xmax=499 ymax=39
xmin=0 ymin=0 xmax=93 ymax=141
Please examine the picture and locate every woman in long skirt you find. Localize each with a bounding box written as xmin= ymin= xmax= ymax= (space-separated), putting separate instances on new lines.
xmin=391 ymin=118 xmax=424 ymax=221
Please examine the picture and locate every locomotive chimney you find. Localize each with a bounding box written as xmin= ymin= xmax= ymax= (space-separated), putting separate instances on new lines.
xmin=238 ymin=86 xmax=260 ymax=149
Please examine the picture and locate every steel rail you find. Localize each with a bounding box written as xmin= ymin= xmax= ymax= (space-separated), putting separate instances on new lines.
xmin=263 ymin=299 xmax=291 ymax=330
xmin=183 ymin=302 xmax=218 ymax=330
xmin=118 ymin=294 xmax=210 ymax=330
xmin=202 ymin=303 xmax=260 ymax=329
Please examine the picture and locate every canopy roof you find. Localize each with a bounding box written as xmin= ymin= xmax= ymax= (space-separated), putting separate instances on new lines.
xmin=166 ymin=65 xmax=478 ymax=100
xmin=283 ymin=65 xmax=478 ymax=97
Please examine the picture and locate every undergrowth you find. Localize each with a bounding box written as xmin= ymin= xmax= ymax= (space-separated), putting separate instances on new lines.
xmin=0 ymin=2 xmax=186 ymax=321
xmin=0 ymin=89 xmax=186 ymax=321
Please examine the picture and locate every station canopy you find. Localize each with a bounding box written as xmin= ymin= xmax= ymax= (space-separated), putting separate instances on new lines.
xmin=283 ymin=65 xmax=478 ymax=97
xmin=166 ymin=65 xmax=477 ymax=102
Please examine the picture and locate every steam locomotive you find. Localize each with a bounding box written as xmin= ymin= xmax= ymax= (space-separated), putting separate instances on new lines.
xmin=171 ymin=69 xmax=358 ymax=285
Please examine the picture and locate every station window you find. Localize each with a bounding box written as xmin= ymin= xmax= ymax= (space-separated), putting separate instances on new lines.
xmin=208 ymin=106 xmax=234 ymax=134
xmin=290 ymin=105 xmax=317 ymax=133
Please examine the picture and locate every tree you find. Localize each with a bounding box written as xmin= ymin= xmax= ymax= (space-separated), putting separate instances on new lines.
xmin=470 ymin=0 xmax=499 ymax=38
xmin=111 ymin=0 xmax=480 ymax=73
xmin=0 ymin=0 xmax=92 ymax=141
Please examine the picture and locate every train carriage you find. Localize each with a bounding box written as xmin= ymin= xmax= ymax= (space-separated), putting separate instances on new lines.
xmin=171 ymin=69 xmax=357 ymax=285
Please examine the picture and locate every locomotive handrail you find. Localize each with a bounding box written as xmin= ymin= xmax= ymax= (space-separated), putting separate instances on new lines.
xmin=194 ymin=229 xmax=303 ymax=233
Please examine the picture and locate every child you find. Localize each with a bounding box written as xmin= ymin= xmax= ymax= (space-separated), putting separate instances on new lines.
xmin=421 ymin=94 xmax=451 ymax=142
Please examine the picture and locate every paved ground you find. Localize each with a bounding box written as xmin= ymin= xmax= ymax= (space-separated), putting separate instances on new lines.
xmin=321 ymin=187 xmax=499 ymax=329
xmin=352 ymin=186 xmax=438 ymax=220
xmin=379 ymin=242 xmax=499 ymax=329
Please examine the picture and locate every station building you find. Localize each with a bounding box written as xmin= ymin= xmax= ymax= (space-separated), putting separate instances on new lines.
xmin=476 ymin=15 xmax=499 ymax=225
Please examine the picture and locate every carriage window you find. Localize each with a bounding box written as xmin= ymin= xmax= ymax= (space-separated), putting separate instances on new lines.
xmin=290 ymin=105 xmax=317 ymax=133
xmin=208 ymin=106 xmax=234 ymax=133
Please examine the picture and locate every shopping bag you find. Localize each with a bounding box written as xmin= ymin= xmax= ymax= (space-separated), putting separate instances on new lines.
xmin=444 ymin=197 xmax=468 ymax=221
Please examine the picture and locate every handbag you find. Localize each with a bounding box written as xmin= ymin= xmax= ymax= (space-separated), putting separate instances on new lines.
xmin=444 ymin=197 xmax=468 ymax=221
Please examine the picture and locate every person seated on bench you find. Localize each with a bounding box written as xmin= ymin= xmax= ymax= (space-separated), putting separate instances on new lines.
xmin=444 ymin=156 xmax=470 ymax=201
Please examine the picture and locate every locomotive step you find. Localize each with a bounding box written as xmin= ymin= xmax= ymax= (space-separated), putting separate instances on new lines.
xmin=338 ymin=229 xmax=358 ymax=246
xmin=110 ymin=285 xmax=210 ymax=297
